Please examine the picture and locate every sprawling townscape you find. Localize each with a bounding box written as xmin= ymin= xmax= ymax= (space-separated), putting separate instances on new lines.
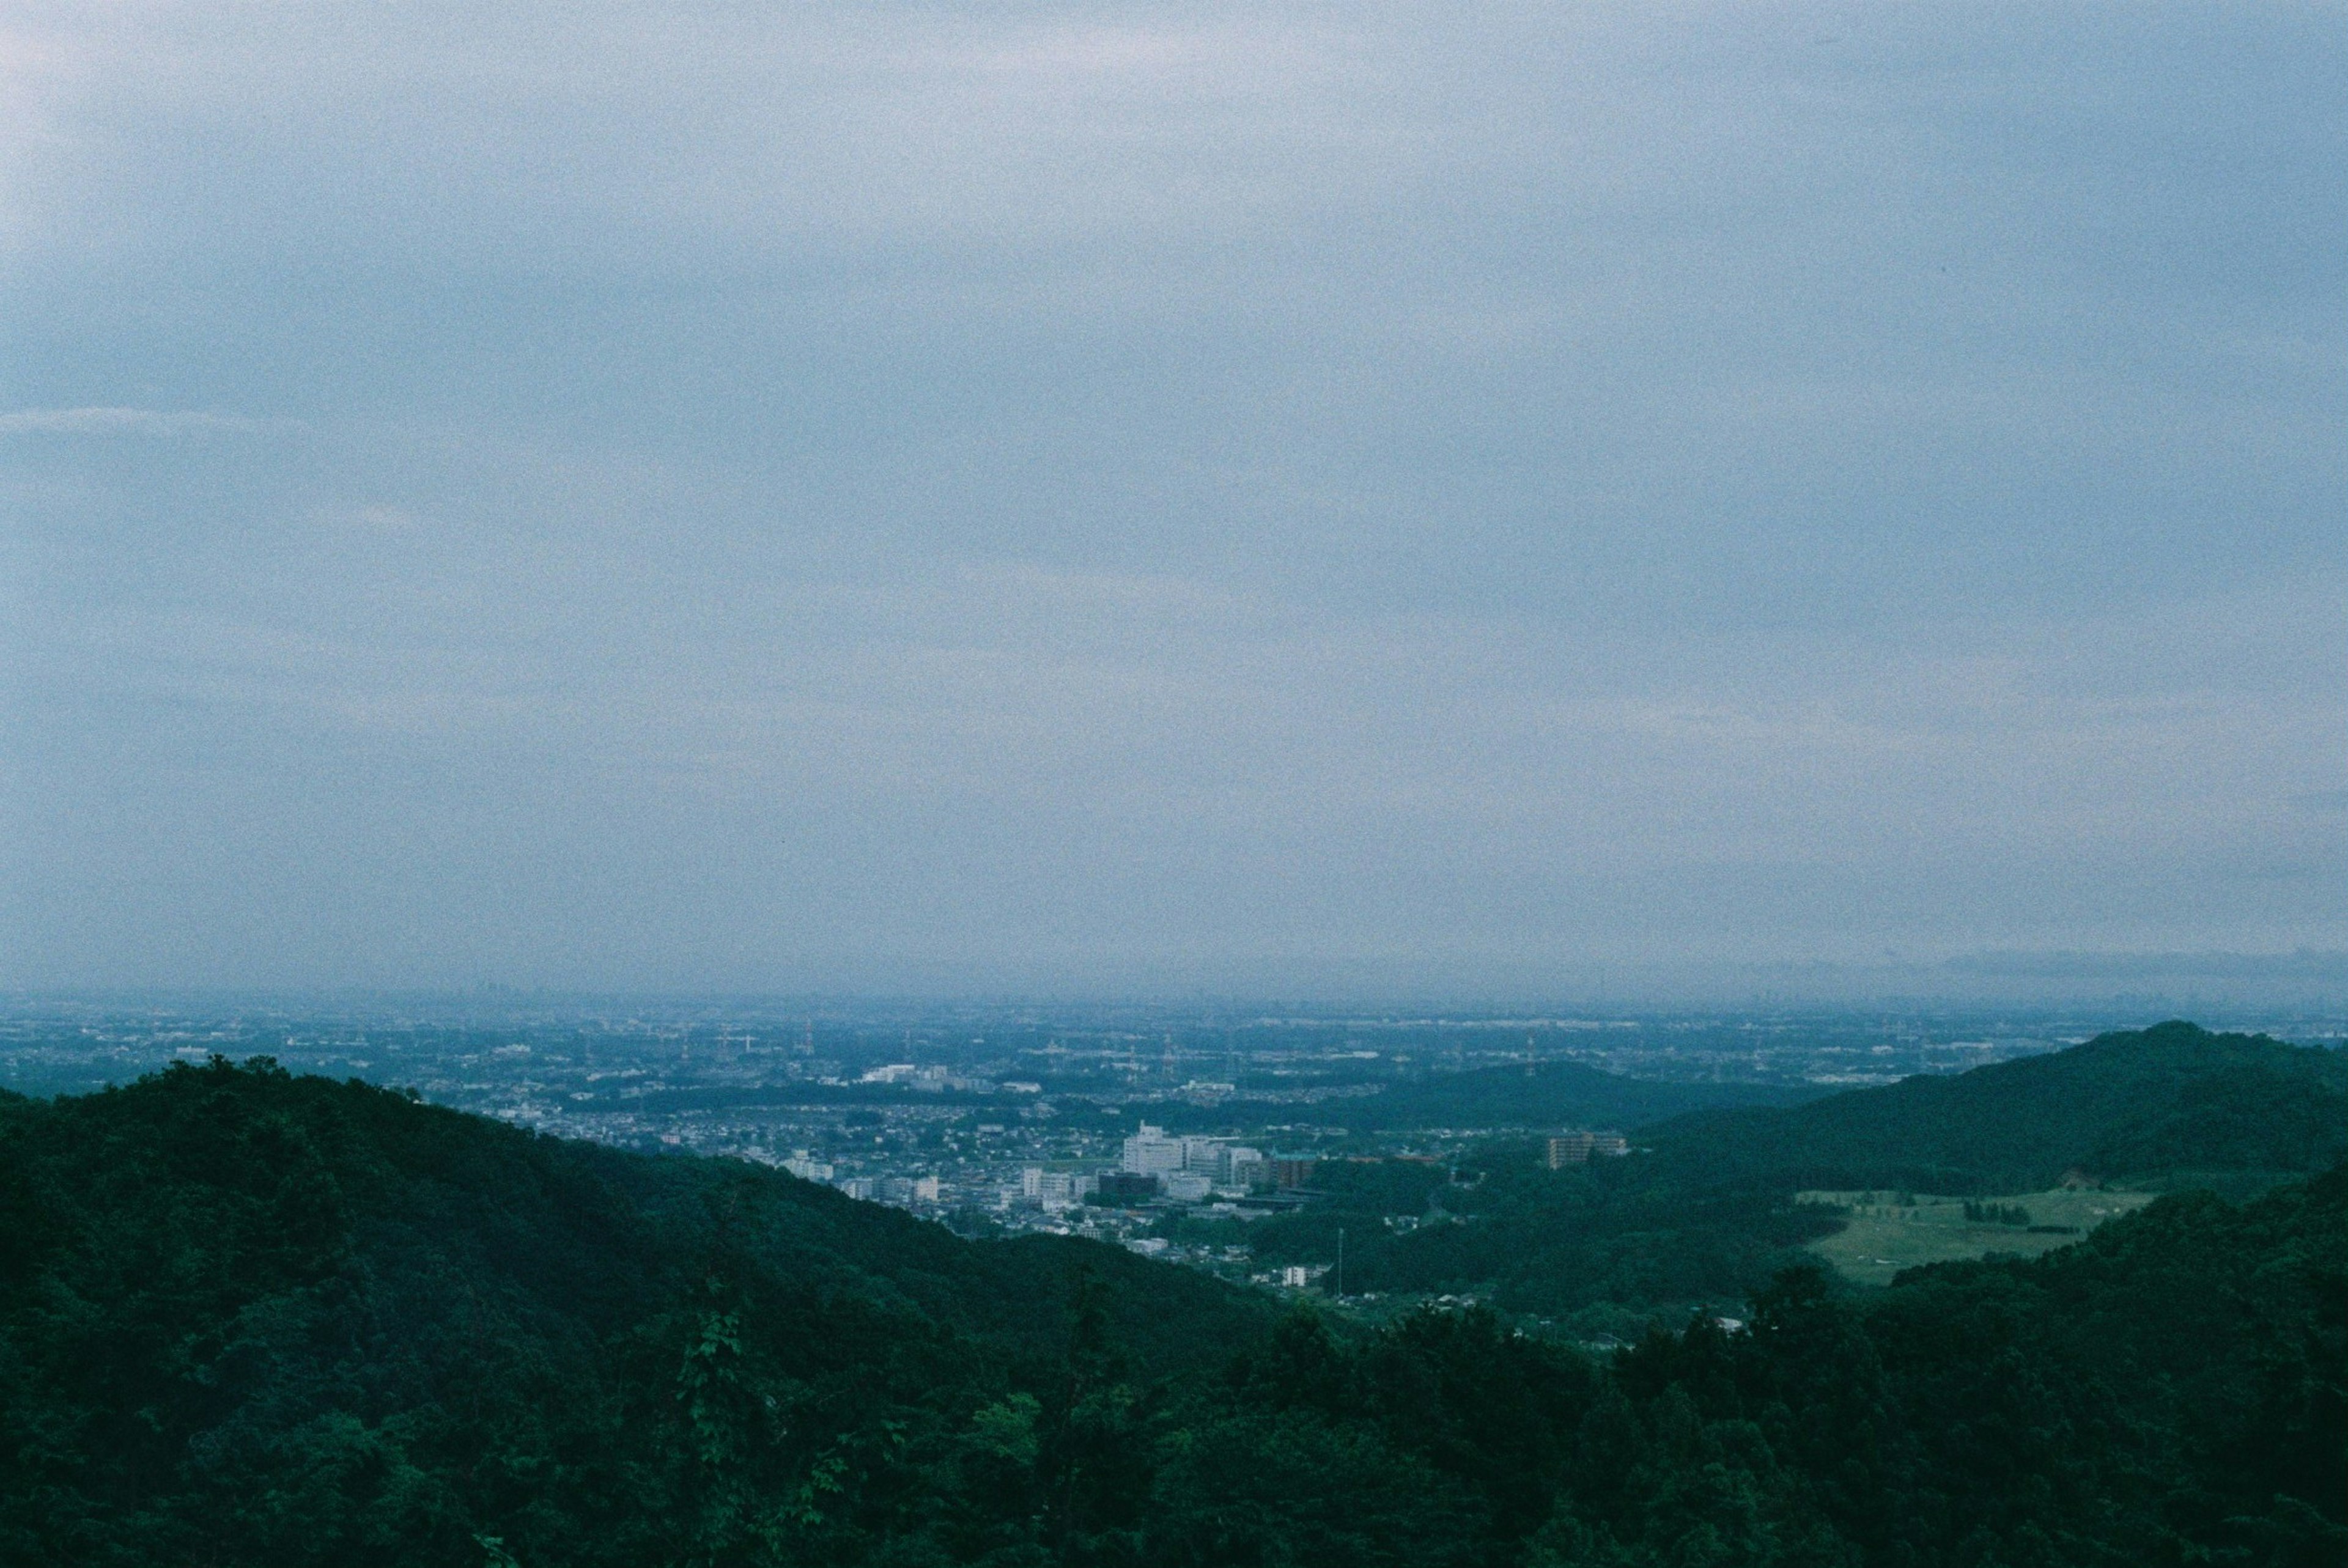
xmin=7 ymin=999 xmax=2339 ymax=1292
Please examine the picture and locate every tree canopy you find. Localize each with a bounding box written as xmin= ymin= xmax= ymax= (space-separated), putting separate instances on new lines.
xmin=0 ymin=1046 xmax=2340 ymax=1567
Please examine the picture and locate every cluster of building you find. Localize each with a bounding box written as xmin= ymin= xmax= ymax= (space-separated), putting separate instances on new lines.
xmin=1011 ymin=1125 xmax=1318 ymax=1212
xmin=746 ymin=1122 xmax=1321 ymax=1222
xmin=854 ymin=1062 xmax=1043 ymax=1095
xmin=769 ymin=1151 xmax=942 ymax=1204
xmin=1110 ymin=1124 xmax=1321 ymax=1197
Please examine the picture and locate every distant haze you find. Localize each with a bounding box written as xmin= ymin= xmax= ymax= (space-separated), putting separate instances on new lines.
xmin=2 ymin=1 xmax=2341 ymax=998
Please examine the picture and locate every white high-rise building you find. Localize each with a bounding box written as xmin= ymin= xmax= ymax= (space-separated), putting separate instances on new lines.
xmin=1120 ymin=1123 xmax=1185 ymax=1175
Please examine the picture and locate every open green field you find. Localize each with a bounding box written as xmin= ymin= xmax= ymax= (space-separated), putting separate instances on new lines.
xmin=1800 ymin=1187 xmax=2156 ymax=1287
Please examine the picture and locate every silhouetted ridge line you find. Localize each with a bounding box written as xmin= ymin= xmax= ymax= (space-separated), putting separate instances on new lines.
xmin=1639 ymin=1020 xmax=2348 ymax=1191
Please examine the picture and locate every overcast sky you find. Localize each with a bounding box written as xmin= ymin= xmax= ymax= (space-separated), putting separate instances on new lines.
xmin=1 ymin=0 xmax=2341 ymax=999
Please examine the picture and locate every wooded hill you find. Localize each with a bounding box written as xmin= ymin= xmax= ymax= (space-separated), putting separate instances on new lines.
xmin=1317 ymin=1059 xmax=1817 ymax=1134
xmin=1264 ymin=1023 xmax=2347 ymax=1317
xmin=1637 ymin=1020 xmax=2348 ymax=1193
xmin=0 ymin=1057 xmax=1267 ymax=1564
xmin=0 ymin=1036 xmax=2341 ymax=1566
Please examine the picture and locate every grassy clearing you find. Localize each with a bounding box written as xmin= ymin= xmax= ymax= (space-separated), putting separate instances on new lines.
xmin=1799 ymin=1187 xmax=2156 ymax=1287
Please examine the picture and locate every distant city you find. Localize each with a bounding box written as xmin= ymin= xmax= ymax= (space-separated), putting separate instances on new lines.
xmin=4 ymin=998 xmax=2340 ymax=1292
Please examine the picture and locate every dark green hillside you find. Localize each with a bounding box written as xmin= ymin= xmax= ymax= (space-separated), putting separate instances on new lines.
xmin=1328 ymin=1058 xmax=1818 ymax=1133
xmin=1641 ymin=1020 xmax=2348 ymax=1192
xmin=1159 ymin=1169 xmax=2342 ymax=1567
xmin=1324 ymin=1167 xmax=2343 ymax=1568
xmin=1275 ymin=1024 xmax=2347 ymax=1316
xmin=1579 ymin=1166 xmax=2346 ymax=1565
xmin=0 ymin=1057 xmax=1269 ymax=1566
xmin=1841 ymin=1165 xmax=2347 ymax=1563
xmin=1275 ymin=1145 xmax=1848 ymax=1319
xmin=0 ymin=1054 xmax=2340 ymax=1567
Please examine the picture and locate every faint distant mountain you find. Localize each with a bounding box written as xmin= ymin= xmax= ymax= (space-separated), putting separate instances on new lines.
xmin=1640 ymin=1020 xmax=2348 ymax=1192
xmin=1942 ymin=948 xmax=2348 ymax=980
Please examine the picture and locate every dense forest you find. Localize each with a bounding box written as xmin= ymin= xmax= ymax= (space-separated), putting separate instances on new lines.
xmin=1166 ymin=1154 xmax=1844 ymax=1325
xmin=1 ymin=1037 xmax=2342 ymax=1566
xmin=1637 ymin=1021 xmax=2348 ymax=1193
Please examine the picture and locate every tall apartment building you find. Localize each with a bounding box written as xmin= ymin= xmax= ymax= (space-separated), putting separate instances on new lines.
xmin=1546 ymin=1130 xmax=1630 ymax=1168
xmin=1270 ymin=1155 xmax=1318 ymax=1190
xmin=1226 ymin=1153 xmax=1270 ymax=1190
xmin=1178 ymin=1136 xmax=1269 ymax=1183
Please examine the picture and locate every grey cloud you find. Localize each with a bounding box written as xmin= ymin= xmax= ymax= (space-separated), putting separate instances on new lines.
xmin=0 ymin=407 xmax=292 ymax=436
xmin=0 ymin=0 xmax=2340 ymax=995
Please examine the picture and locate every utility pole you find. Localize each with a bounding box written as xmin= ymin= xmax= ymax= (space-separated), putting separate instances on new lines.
xmin=1336 ymin=1227 xmax=1345 ymax=1298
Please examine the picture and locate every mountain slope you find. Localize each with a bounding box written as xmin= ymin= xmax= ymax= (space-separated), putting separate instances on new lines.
xmin=1335 ymin=1058 xmax=1818 ymax=1132
xmin=1638 ymin=1020 xmax=2348 ymax=1192
xmin=0 ymin=1050 xmax=2338 ymax=1568
xmin=1305 ymin=1023 xmax=2347 ymax=1315
xmin=0 ymin=1057 xmax=1271 ymax=1566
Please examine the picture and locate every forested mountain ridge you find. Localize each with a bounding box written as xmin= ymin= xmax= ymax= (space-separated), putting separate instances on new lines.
xmin=0 ymin=1055 xmax=1264 ymax=1364
xmin=1638 ymin=1020 xmax=2347 ymax=1192
xmin=1286 ymin=1022 xmax=2347 ymax=1316
xmin=0 ymin=1051 xmax=2341 ymax=1566
xmin=1334 ymin=1058 xmax=1818 ymax=1133
xmin=0 ymin=1056 xmax=1268 ymax=1564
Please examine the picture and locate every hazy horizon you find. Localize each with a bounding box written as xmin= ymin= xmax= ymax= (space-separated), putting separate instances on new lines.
xmin=4 ymin=0 xmax=2341 ymax=995
xmin=9 ymin=946 xmax=2346 ymax=1018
